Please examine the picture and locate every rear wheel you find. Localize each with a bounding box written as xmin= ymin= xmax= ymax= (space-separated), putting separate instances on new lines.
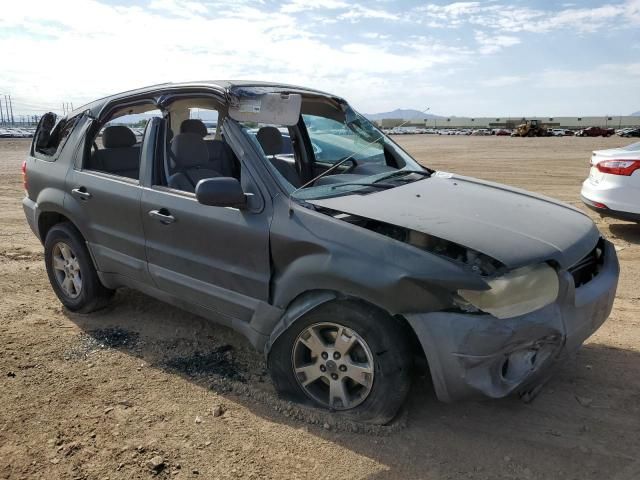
xmin=44 ymin=223 xmax=113 ymax=313
xmin=268 ymin=300 xmax=412 ymax=424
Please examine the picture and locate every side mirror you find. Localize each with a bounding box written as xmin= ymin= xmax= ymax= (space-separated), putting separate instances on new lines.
xmin=195 ymin=177 xmax=247 ymax=209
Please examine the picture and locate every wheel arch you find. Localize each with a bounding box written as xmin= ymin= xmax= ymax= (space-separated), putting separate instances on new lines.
xmin=264 ymin=289 xmax=427 ymax=367
xmin=37 ymin=210 xmax=72 ymax=243
xmin=37 ymin=210 xmax=100 ymax=272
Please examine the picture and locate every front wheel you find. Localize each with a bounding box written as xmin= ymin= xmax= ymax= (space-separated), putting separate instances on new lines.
xmin=268 ymin=300 xmax=412 ymax=424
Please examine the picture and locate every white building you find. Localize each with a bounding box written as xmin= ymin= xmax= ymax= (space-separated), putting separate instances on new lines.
xmin=422 ymin=116 xmax=640 ymax=130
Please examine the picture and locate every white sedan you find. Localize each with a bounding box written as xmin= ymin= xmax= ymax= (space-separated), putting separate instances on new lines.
xmin=581 ymin=141 xmax=640 ymax=221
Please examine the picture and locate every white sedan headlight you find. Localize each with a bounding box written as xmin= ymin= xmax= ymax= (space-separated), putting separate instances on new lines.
xmin=458 ymin=263 xmax=559 ymax=319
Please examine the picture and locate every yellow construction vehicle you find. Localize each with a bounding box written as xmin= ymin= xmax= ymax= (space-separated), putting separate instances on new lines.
xmin=513 ymin=119 xmax=550 ymax=137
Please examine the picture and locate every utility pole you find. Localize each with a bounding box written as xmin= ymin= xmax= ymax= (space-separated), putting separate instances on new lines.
xmin=4 ymin=96 xmax=11 ymax=125
xmin=62 ymin=102 xmax=66 ymax=115
xmin=8 ymin=95 xmax=15 ymax=125
xmin=0 ymin=98 xmax=4 ymax=124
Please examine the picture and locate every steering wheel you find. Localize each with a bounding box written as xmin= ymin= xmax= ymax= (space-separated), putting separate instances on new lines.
xmin=342 ymin=157 xmax=358 ymax=173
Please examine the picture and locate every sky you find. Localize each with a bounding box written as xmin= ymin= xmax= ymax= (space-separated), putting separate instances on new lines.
xmin=0 ymin=0 xmax=639 ymax=118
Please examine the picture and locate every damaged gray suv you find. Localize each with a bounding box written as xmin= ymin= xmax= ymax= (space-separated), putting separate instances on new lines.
xmin=23 ymin=81 xmax=619 ymax=424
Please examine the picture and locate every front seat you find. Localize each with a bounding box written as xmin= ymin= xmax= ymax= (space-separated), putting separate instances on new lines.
xmin=180 ymin=118 xmax=208 ymax=137
xmin=256 ymin=126 xmax=300 ymax=186
xmin=167 ymin=133 xmax=221 ymax=192
xmin=180 ymin=119 xmax=237 ymax=178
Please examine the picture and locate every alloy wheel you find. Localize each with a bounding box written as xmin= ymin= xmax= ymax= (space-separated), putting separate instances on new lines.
xmin=292 ymin=322 xmax=375 ymax=410
xmin=51 ymin=242 xmax=82 ymax=299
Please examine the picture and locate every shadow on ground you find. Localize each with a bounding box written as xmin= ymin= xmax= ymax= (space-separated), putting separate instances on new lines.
xmin=609 ymin=222 xmax=640 ymax=245
xmin=64 ymin=288 xmax=640 ymax=480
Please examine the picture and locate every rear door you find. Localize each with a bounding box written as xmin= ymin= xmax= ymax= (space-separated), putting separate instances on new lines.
xmin=64 ymin=119 xmax=148 ymax=284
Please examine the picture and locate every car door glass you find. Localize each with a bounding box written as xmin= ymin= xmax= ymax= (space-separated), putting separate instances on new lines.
xmin=33 ymin=112 xmax=80 ymax=160
xmin=302 ymin=114 xmax=385 ymax=165
xmin=84 ymin=109 xmax=162 ymax=181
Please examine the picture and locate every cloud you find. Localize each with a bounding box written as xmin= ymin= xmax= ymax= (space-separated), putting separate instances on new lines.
xmin=474 ymin=31 xmax=520 ymax=54
xmin=337 ymin=5 xmax=400 ymax=22
xmin=148 ymin=0 xmax=208 ymax=18
xmin=479 ymin=75 xmax=524 ymax=87
xmin=1 ymin=0 xmax=638 ymax=116
xmin=280 ymin=0 xmax=348 ymax=14
xmin=0 ymin=0 xmax=465 ymax=114
xmin=418 ymin=0 xmax=638 ymax=33
xmin=538 ymin=63 xmax=640 ymax=88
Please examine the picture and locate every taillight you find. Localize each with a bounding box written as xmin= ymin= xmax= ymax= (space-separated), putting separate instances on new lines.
xmin=21 ymin=160 xmax=27 ymax=191
xmin=596 ymin=159 xmax=640 ymax=176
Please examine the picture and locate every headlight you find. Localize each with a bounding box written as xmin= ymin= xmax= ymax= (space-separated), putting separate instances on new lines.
xmin=458 ymin=263 xmax=559 ymax=319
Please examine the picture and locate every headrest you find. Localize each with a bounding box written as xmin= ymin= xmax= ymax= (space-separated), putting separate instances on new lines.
xmin=256 ymin=126 xmax=283 ymax=156
xmin=102 ymin=126 xmax=136 ymax=148
xmin=171 ymin=133 xmax=209 ymax=169
xmin=180 ymin=119 xmax=208 ymax=138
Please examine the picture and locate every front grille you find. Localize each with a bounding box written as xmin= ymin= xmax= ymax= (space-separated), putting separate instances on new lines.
xmin=568 ymin=238 xmax=604 ymax=288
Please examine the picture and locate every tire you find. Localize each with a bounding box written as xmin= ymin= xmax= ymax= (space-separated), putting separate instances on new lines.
xmin=44 ymin=222 xmax=113 ymax=313
xmin=268 ymin=300 xmax=412 ymax=424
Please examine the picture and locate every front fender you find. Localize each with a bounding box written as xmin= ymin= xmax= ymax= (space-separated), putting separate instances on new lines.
xmin=263 ymin=289 xmax=339 ymax=356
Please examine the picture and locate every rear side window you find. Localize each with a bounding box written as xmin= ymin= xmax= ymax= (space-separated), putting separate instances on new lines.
xmin=34 ymin=112 xmax=79 ymax=160
xmin=82 ymin=107 xmax=162 ymax=181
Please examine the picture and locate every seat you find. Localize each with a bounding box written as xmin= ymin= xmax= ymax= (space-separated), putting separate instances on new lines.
xmin=180 ymin=119 xmax=208 ymax=138
xmin=256 ymin=126 xmax=300 ymax=186
xmin=179 ymin=119 xmax=237 ymax=178
xmin=88 ymin=126 xmax=140 ymax=179
xmin=167 ymin=132 xmax=221 ymax=192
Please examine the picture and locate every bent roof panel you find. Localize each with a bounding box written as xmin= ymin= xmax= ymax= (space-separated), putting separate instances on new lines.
xmin=70 ymin=80 xmax=340 ymax=118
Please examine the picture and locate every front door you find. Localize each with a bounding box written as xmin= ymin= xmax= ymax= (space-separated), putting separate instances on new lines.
xmin=139 ymin=119 xmax=272 ymax=324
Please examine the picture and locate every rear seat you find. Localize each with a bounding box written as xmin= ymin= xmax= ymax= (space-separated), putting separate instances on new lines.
xmin=179 ymin=119 xmax=237 ymax=178
xmin=88 ymin=126 xmax=140 ymax=179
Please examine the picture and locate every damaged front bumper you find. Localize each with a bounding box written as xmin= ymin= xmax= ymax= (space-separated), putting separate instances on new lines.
xmin=406 ymin=239 xmax=619 ymax=402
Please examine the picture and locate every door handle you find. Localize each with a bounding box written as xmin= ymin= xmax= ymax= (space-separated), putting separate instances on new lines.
xmin=148 ymin=209 xmax=176 ymax=224
xmin=71 ymin=187 xmax=92 ymax=200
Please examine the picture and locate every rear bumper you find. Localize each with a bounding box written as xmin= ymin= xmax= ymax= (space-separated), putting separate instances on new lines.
xmin=581 ymin=195 xmax=640 ymax=222
xmin=406 ymin=240 xmax=619 ymax=402
xmin=581 ymin=176 xmax=640 ymax=219
xmin=22 ymin=196 xmax=39 ymax=240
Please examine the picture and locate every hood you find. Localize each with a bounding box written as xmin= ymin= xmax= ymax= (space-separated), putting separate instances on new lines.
xmin=309 ymin=173 xmax=600 ymax=270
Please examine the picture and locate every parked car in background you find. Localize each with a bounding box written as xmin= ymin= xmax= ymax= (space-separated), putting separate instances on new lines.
xmin=471 ymin=129 xmax=491 ymax=136
xmin=0 ymin=127 xmax=36 ymax=138
xmin=22 ymin=81 xmax=619 ymax=424
xmin=493 ymin=129 xmax=511 ymax=136
xmin=581 ymin=141 xmax=640 ymax=222
xmin=551 ymin=129 xmax=565 ymax=137
xmin=620 ymin=128 xmax=640 ymax=138
xmin=577 ymin=126 xmax=615 ymax=137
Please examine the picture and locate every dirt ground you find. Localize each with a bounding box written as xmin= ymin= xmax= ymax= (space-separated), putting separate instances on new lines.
xmin=1 ymin=136 xmax=639 ymax=480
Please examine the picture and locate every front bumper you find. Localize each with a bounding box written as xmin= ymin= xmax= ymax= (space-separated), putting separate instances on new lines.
xmin=406 ymin=240 xmax=619 ymax=402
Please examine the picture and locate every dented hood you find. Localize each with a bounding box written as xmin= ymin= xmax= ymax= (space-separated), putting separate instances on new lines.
xmin=308 ymin=173 xmax=600 ymax=269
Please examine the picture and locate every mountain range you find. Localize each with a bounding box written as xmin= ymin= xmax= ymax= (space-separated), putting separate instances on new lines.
xmin=363 ymin=109 xmax=442 ymax=121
